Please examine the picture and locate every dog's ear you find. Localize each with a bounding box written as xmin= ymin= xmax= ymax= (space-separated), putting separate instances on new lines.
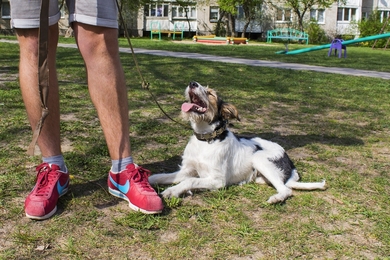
xmin=221 ymin=103 xmax=240 ymax=121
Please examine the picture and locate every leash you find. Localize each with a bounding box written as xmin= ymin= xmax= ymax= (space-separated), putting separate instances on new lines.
xmin=115 ymin=0 xmax=191 ymax=130
xmin=29 ymin=0 xmax=190 ymax=156
xmin=27 ymin=0 xmax=50 ymax=155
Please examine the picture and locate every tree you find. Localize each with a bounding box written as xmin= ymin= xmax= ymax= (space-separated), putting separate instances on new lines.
xmin=218 ymin=0 xmax=239 ymax=36
xmin=240 ymin=0 xmax=264 ymax=37
xmin=175 ymin=0 xmax=197 ymax=37
xmin=218 ymin=0 xmax=264 ymax=37
xmin=118 ymin=0 xmax=150 ymax=36
xmin=271 ymin=0 xmax=339 ymax=32
xmin=120 ymin=0 xmax=149 ymax=12
xmin=215 ymin=10 xmax=228 ymax=36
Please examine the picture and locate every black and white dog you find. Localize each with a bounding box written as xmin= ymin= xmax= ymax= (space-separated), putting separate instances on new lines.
xmin=149 ymin=82 xmax=326 ymax=203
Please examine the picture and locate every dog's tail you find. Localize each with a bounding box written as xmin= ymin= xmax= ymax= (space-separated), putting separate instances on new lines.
xmin=285 ymin=170 xmax=326 ymax=190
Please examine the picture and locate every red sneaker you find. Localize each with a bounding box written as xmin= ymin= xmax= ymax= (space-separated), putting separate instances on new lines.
xmin=24 ymin=163 xmax=69 ymax=220
xmin=108 ymin=164 xmax=163 ymax=214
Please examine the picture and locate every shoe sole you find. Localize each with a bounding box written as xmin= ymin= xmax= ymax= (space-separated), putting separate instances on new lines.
xmin=108 ymin=187 xmax=162 ymax=214
xmin=25 ymin=187 xmax=69 ymax=220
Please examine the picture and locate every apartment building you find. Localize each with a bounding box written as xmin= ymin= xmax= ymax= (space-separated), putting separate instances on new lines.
xmin=0 ymin=0 xmax=11 ymax=32
xmin=324 ymin=0 xmax=390 ymax=36
xmin=140 ymin=0 xmax=389 ymax=38
xmin=1 ymin=0 xmax=389 ymax=39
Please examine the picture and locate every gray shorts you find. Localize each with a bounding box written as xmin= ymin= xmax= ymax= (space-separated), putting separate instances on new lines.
xmin=10 ymin=0 xmax=118 ymax=29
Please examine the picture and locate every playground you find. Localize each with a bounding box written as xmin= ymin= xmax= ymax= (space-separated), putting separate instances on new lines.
xmin=0 ymin=37 xmax=389 ymax=259
xmin=278 ymin=33 xmax=390 ymax=55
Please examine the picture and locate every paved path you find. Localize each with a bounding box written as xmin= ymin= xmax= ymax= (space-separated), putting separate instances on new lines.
xmin=125 ymin=48 xmax=390 ymax=80
xmin=2 ymin=39 xmax=390 ymax=80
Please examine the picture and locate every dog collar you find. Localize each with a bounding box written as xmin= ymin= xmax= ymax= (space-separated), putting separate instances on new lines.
xmin=194 ymin=122 xmax=227 ymax=142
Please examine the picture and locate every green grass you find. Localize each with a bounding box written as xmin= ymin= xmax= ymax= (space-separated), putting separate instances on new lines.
xmin=0 ymin=37 xmax=390 ymax=259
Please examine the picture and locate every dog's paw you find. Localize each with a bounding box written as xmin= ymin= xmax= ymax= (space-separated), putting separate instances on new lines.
xmin=320 ymin=180 xmax=327 ymax=190
xmin=161 ymin=187 xmax=182 ymax=198
xmin=267 ymin=195 xmax=283 ymax=204
xmin=267 ymin=190 xmax=292 ymax=204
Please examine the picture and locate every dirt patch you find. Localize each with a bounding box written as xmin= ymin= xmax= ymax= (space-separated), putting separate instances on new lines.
xmin=60 ymin=113 xmax=78 ymax=122
xmin=17 ymin=137 xmax=74 ymax=156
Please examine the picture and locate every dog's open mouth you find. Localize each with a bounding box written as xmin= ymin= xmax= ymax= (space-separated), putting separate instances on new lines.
xmin=181 ymin=92 xmax=207 ymax=113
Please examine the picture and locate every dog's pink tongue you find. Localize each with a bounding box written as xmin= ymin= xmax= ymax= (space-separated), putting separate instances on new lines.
xmin=181 ymin=103 xmax=195 ymax=112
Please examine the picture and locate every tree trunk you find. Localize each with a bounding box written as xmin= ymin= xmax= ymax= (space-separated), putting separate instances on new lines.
xmin=242 ymin=19 xmax=250 ymax=37
xmin=298 ymin=15 xmax=304 ymax=32
xmin=228 ymin=13 xmax=236 ymax=37
xmin=216 ymin=11 xmax=226 ymax=36
xmin=184 ymin=9 xmax=192 ymax=38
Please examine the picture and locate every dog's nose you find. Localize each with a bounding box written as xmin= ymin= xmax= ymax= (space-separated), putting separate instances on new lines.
xmin=189 ymin=82 xmax=198 ymax=89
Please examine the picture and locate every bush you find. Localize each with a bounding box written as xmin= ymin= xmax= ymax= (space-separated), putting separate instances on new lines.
xmin=306 ymin=19 xmax=328 ymax=44
xmin=214 ymin=21 xmax=227 ymax=37
xmin=358 ymin=10 xmax=390 ymax=48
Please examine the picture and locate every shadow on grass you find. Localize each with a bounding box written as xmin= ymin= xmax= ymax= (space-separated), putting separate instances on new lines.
xmin=57 ymin=152 xmax=181 ymax=214
xmin=52 ymin=129 xmax=363 ymax=217
xmin=239 ymin=132 xmax=364 ymax=150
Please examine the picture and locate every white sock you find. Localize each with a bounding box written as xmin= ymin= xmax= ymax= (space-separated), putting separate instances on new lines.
xmin=111 ymin=156 xmax=133 ymax=173
xmin=42 ymin=155 xmax=67 ymax=173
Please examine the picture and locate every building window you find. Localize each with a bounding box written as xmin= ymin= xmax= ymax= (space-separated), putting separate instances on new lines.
xmin=379 ymin=10 xmax=390 ymax=22
xmin=210 ymin=6 xmax=220 ymax=22
xmin=144 ymin=3 xmax=169 ymax=17
xmin=1 ymin=2 xmax=11 ymax=19
xmin=237 ymin=6 xmax=244 ymax=19
xmin=236 ymin=4 xmax=262 ymax=20
xmin=190 ymin=7 xmax=196 ymax=17
xmin=361 ymin=12 xmax=368 ymax=20
xmin=337 ymin=8 xmax=357 ymax=21
xmin=276 ymin=8 xmax=292 ymax=22
xmin=310 ymin=9 xmax=325 ymax=23
xmin=172 ymin=5 xmax=196 ymax=19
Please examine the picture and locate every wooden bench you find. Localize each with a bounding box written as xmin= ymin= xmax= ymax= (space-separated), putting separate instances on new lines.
xmin=193 ymin=35 xmax=248 ymax=45
xmin=193 ymin=35 xmax=230 ymax=44
xmin=267 ymin=28 xmax=309 ymax=44
xmin=229 ymin=37 xmax=248 ymax=44
xmin=150 ymin=21 xmax=184 ymax=40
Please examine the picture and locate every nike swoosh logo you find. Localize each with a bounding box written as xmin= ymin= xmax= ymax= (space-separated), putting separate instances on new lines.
xmin=109 ymin=175 xmax=130 ymax=194
xmin=57 ymin=178 xmax=69 ymax=195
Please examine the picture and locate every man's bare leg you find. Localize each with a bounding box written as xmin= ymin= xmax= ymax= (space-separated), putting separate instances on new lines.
xmin=16 ymin=24 xmax=61 ymax=157
xmin=72 ymin=22 xmax=131 ymax=160
xmin=72 ymin=22 xmax=163 ymax=214
xmin=18 ymin=24 xmax=70 ymax=220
